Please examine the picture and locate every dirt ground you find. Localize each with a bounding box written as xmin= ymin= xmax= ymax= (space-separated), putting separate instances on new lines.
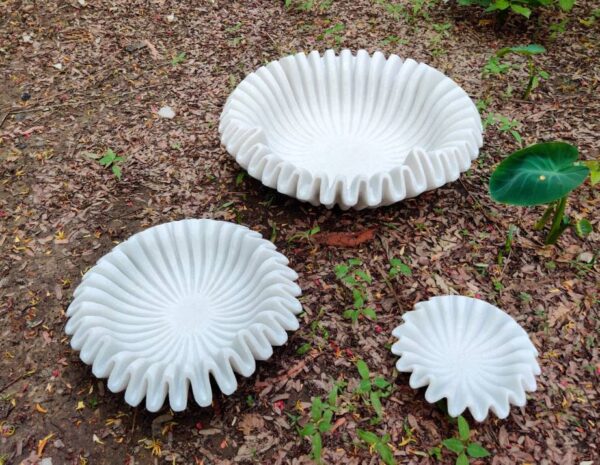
xmin=0 ymin=0 xmax=598 ymax=464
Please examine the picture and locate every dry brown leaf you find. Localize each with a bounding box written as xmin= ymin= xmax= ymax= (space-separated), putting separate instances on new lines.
xmin=143 ymin=40 xmax=163 ymax=60
xmin=238 ymin=413 xmax=265 ymax=435
xmin=314 ymin=228 xmax=377 ymax=247
xmin=548 ymin=304 xmax=572 ymax=327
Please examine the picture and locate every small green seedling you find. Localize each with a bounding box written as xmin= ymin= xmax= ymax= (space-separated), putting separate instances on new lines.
xmin=497 ymin=224 xmax=518 ymax=266
xmin=580 ymin=8 xmax=600 ymax=27
xmin=409 ymin=0 xmax=437 ymax=20
xmin=335 ymin=259 xmax=376 ymax=323
xmin=585 ymin=160 xmax=600 ymax=185
xmin=457 ymin=0 xmax=574 ymax=27
xmin=288 ymin=225 xmax=320 ymax=243
xmin=268 ymin=220 xmax=278 ymax=243
xmin=389 ymin=257 xmax=412 ymax=278
xmin=495 ymin=45 xmax=548 ymax=99
xmin=490 ymin=142 xmax=593 ymax=245
xmin=496 ymin=114 xmax=522 ymax=144
xmin=225 ymin=22 xmax=242 ymax=34
xmin=436 ymin=416 xmax=490 ymax=465
xmin=549 ymin=18 xmax=569 ymax=40
xmin=354 ymin=360 xmax=393 ymax=423
xmin=171 ymin=52 xmax=186 ymax=66
xmin=296 ymin=307 xmax=329 ymax=355
xmin=482 ymin=55 xmax=511 ymax=77
xmin=380 ymin=35 xmax=409 ymax=46
xmin=320 ymin=23 xmax=345 ymax=45
xmin=575 ymin=218 xmax=593 ymax=238
xmin=375 ymin=0 xmax=408 ymax=20
xmin=483 ymin=113 xmax=522 ymax=144
xmin=235 ymin=171 xmax=247 ymax=186
xmin=284 ymin=0 xmax=334 ymax=11
xmin=98 ymin=149 xmax=123 ymax=180
xmin=476 ymin=98 xmax=489 ymax=113
xmin=377 ymin=0 xmax=438 ymax=22
xmin=356 ymin=430 xmax=395 ymax=465
xmin=298 ymin=382 xmax=345 ymax=464
xmin=519 ymin=291 xmax=532 ymax=303
xmin=225 ymin=23 xmax=243 ymax=47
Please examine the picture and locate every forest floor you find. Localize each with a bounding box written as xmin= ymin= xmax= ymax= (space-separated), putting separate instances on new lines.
xmin=0 ymin=0 xmax=598 ymax=464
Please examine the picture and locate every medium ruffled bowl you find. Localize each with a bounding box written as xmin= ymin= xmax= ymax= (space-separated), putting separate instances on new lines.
xmin=220 ymin=49 xmax=483 ymax=210
xmin=391 ymin=296 xmax=540 ymax=421
xmin=65 ymin=219 xmax=302 ymax=412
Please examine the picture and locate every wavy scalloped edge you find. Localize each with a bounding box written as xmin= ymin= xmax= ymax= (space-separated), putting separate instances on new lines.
xmin=220 ymin=49 xmax=483 ymax=210
xmin=391 ymin=296 xmax=541 ymax=421
xmin=65 ymin=219 xmax=302 ymax=412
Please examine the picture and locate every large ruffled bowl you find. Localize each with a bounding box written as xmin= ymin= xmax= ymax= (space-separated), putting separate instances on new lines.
xmin=220 ymin=49 xmax=483 ymax=210
xmin=391 ymin=296 xmax=540 ymax=421
xmin=65 ymin=219 xmax=302 ymax=412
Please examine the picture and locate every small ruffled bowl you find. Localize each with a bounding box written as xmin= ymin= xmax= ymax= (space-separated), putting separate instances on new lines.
xmin=220 ymin=49 xmax=482 ymax=210
xmin=65 ymin=219 xmax=302 ymax=412
xmin=392 ymin=296 xmax=540 ymax=421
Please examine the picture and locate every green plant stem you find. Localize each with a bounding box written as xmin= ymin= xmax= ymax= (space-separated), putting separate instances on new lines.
xmin=534 ymin=203 xmax=556 ymax=230
xmin=523 ymin=60 xmax=535 ymax=99
xmin=545 ymin=196 xmax=568 ymax=245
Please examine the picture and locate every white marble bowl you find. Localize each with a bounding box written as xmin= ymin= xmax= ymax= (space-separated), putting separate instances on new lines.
xmin=391 ymin=296 xmax=540 ymax=421
xmin=220 ymin=49 xmax=482 ymax=210
xmin=65 ymin=219 xmax=302 ymax=412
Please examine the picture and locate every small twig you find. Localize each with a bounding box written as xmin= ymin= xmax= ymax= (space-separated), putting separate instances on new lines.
xmin=105 ymin=207 xmax=145 ymax=221
xmin=375 ymin=262 xmax=402 ymax=310
xmin=128 ymin=408 xmax=138 ymax=443
xmin=458 ymin=179 xmax=548 ymax=268
xmin=498 ymin=247 xmax=512 ymax=280
xmin=375 ymin=234 xmax=402 ymax=309
xmin=461 ymin=179 xmax=550 ymax=251
xmin=0 ymin=85 xmax=160 ymax=128
xmin=458 ymin=178 xmax=503 ymax=232
xmin=49 ymin=420 xmax=66 ymax=434
xmin=0 ymin=370 xmax=35 ymax=393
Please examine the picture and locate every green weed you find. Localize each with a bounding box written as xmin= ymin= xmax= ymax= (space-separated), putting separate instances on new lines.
xmin=389 ymin=257 xmax=412 ymax=278
xmin=289 ymin=225 xmax=320 ymax=243
xmin=284 ymin=0 xmax=334 ymax=12
xmin=357 ymin=430 xmax=395 ymax=465
xmin=458 ymin=0 xmax=574 ymax=27
xmin=497 ymin=224 xmax=518 ymax=266
xmin=98 ymin=149 xmax=123 ymax=180
xmin=353 ymin=359 xmax=393 ymax=424
xmin=171 ymin=51 xmax=186 ymax=66
xmin=484 ymin=45 xmax=548 ymax=99
xmin=482 ymin=113 xmax=522 ymax=144
xmin=430 ymin=416 xmax=490 ymax=464
xmin=298 ymin=381 xmax=345 ymax=464
xmin=319 ymin=23 xmax=345 ymax=45
xmin=335 ymin=259 xmax=376 ymax=324
xmin=296 ymin=307 xmax=329 ymax=355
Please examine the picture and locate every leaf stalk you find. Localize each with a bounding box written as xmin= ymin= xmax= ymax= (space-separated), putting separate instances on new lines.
xmin=545 ymin=196 xmax=568 ymax=244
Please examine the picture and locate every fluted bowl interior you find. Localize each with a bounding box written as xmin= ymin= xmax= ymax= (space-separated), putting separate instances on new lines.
xmin=65 ymin=219 xmax=302 ymax=412
xmin=220 ymin=49 xmax=483 ymax=209
xmin=392 ymin=296 xmax=540 ymax=421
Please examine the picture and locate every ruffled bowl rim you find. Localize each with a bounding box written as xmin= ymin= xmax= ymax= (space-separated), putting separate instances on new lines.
xmin=65 ymin=219 xmax=302 ymax=412
xmin=220 ymin=49 xmax=483 ymax=210
xmin=391 ymin=295 xmax=541 ymax=421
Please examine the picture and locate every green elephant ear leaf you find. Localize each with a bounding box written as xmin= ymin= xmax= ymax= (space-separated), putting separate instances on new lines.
xmin=489 ymin=142 xmax=589 ymax=206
